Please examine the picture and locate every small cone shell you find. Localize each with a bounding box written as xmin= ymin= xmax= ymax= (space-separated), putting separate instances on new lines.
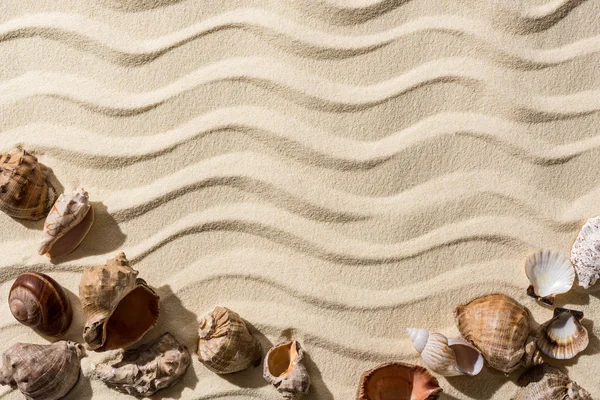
xmin=79 ymin=252 xmax=160 ymax=352
xmin=0 ymin=148 xmax=56 ymax=221
xmin=356 ymin=362 xmax=442 ymax=400
xmin=514 ymin=364 xmax=592 ymax=400
xmin=454 ymin=294 xmax=542 ymax=374
xmin=537 ymin=308 xmax=589 ymax=360
xmin=571 ymin=215 xmax=600 ymax=289
xmin=264 ymin=341 xmax=310 ymax=400
xmin=0 ymin=341 xmax=84 ymax=400
xmin=197 ymin=306 xmax=262 ymax=374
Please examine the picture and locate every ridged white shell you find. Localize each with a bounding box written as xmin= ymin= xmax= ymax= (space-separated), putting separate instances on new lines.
xmin=406 ymin=328 xmax=484 ymax=376
xmin=571 ymin=216 xmax=600 ymax=289
xmin=524 ymin=249 xmax=575 ymax=305
xmin=537 ymin=308 xmax=589 ymax=360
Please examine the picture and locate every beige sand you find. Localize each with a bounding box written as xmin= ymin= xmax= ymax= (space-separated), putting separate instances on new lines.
xmin=1 ymin=0 xmax=599 ymax=398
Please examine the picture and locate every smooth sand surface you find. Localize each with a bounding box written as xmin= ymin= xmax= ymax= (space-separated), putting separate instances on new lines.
xmin=1 ymin=0 xmax=599 ymax=398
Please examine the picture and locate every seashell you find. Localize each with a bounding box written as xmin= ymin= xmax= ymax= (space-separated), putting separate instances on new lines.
xmin=0 ymin=340 xmax=84 ymax=400
xmin=537 ymin=308 xmax=589 ymax=360
xmin=0 ymin=148 xmax=56 ymax=220
xmin=197 ymin=306 xmax=262 ymax=374
xmin=79 ymin=252 xmax=160 ymax=352
xmin=406 ymin=328 xmax=484 ymax=376
xmin=91 ymin=332 xmax=190 ymax=397
xmin=524 ymin=249 xmax=575 ymax=305
xmin=39 ymin=187 xmax=94 ymax=259
xmin=454 ymin=294 xmax=543 ymax=374
xmin=356 ymin=362 xmax=442 ymax=400
xmin=571 ymin=215 xmax=600 ymax=289
xmin=514 ymin=364 xmax=592 ymax=400
xmin=264 ymin=340 xmax=310 ymax=400
xmin=8 ymin=272 xmax=72 ymax=337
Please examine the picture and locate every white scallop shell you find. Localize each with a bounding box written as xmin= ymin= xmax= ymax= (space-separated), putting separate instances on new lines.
xmin=524 ymin=249 xmax=575 ymax=305
xmin=406 ymin=328 xmax=483 ymax=377
xmin=571 ymin=216 xmax=600 ymax=289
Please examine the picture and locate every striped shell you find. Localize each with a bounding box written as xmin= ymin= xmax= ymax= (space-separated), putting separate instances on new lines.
xmin=537 ymin=308 xmax=589 ymax=360
xmin=571 ymin=216 xmax=600 ymax=289
xmin=264 ymin=341 xmax=310 ymax=400
xmin=524 ymin=249 xmax=575 ymax=305
xmin=514 ymin=364 xmax=592 ymax=400
xmin=197 ymin=306 xmax=261 ymax=374
xmin=356 ymin=362 xmax=442 ymax=400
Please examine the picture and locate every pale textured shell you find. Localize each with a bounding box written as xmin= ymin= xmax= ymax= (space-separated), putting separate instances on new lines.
xmin=39 ymin=187 xmax=92 ymax=256
xmin=571 ymin=216 xmax=600 ymax=289
xmin=197 ymin=306 xmax=261 ymax=374
xmin=263 ymin=341 xmax=310 ymax=400
xmin=454 ymin=294 xmax=541 ymax=374
xmin=525 ymin=249 xmax=575 ymax=303
xmin=0 ymin=341 xmax=84 ymax=400
xmin=356 ymin=362 xmax=442 ymax=400
xmin=537 ymin=309 xmax=589 ymax=360
xmin=0 ymin=149 xmax=56 ymax=221
xmin=92 ymin=332 xmax=190 ymax=397
xmin=514 ymin=365 xmax=592 ymax=400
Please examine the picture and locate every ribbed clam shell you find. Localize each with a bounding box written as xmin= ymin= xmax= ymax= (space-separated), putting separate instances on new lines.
xmin=571 ymin=216 xmax=600 ymax=289
xmin=264 ymin=341 xmax=310 ymax=400
xmin=0 ymin=341 xmax=84 ymax=400
xmin=356 ymin=362 xmax=442 ymax=400
xmin=514 ymin=364 xmax=592 ymax=400
xmin=197 ymin=306 xmax=262 ymax=374
xmin=537 ymin=309 xmax=589 ymax=360
xmin=525 ymin=249 xmax=575 ymax=305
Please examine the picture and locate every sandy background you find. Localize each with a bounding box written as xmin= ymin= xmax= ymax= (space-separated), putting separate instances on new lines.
xmin=1 ymin=0 xmax=599 ymax=399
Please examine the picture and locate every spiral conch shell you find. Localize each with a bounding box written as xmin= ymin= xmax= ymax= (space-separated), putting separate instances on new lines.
xmin=524 ymin=249 xmax=575 ymax=305
xmin=571 ymin=215 xmax=600 ymax=289
xmin=356 ymin=362 xmax=442 ymax=400
xmin=92 ymin=332 xmax=190 ymax=397
xmin=0 ymin=148 xmax=56 ymax=220
xmin=264 ymin=341 xmax=310 ymax=400
xmin=197 ymin=306 xmax=262 ymax=374
xmin=79 ymin=252 xmax=160 ymax=351
xmin=537 ymin=308 xmax=589 ymax=360
xmin=407 ymin=328 xmax=484 ymax=376
xmin=39 ymin=187 xmax=94 ymax=259
xmin=0 ymin=341 xmax=84 ymax=400
xmin=513 ymin=364 xmax=592 ymax=400
xmin=454 ymin=294 xmax=542 ymax=374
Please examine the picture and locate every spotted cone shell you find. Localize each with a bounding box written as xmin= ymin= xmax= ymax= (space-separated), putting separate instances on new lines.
xmin=356 ymin=362 xmax=442 ymax=400
xmin=537 ymin=308 xmax=589 ymax=360
xmin=0 ymin=148 xmax=56 ymax=220
xmin=264 ymin=341 xmax=310 ymax=400
xmin=513 ymin=364 xmax=592 ymax=400
xmin=454 ymin=294 xmax=542 ymax=374
xmin=571 ymin=215 xmax=600 ymax=289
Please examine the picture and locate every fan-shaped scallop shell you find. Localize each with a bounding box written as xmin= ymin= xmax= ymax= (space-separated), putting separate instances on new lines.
xmin=197 ymin=306 xmax=261 ymax=374
xmin=537 ymin=308 xmax=589 ymax=360
xmin=524 ymin=249 xmax=575 ymax=305
xmin=356 ymin=362 xmax=442 ymax=400
xmin=264 ymin=340 xmax=310 ymax=400
xmin=92 ymin=332 xmax=190 ymax=397
xmin=571 ymin=215 xmax=600 ymax=289
xmin=79 ymin=252 xmax=160 ymax=352
xmin=0 ymin=148 xmax=56 ymax=220
xmin=454 ymin=294 xmax=542 ymax=374
xmin=0 ymin=341 xmax=84 ymax=400
xmin=39 ymin=187 xmax=94 ymax=259
xmin=407 ymin=328 xmax=484 ymax=376
xmin=513 ymin=364 xmax=592 ymax=400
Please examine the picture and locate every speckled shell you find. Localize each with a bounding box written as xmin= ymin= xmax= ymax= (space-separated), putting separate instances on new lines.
xmin=92 ymin=332 xmax=190 ymax=397
xmin=197 ymin=306 xmax=261 ymax=374
xmin=537 ymin=308 xmax=589 ymax=360
xmin=513 ymin=365 xmax=592 ymax=400
xmin=0 ymin=341 xmax=84 ymax=400
xmin=571 ymin=216 xmax=600 ymax=289
xmin=356 ymin=362 xmax=442 ymax=400
xmin=264 ymin=341 xmax=310 ymax=400
xmin=79 ymin=252 xmax=160 ymax=352
xmin=39 ymin=187 xmax=94 ymax=259
xmin=0 ymin=149 xmax=56 ymax=221
xmin=524 ymin=249 xmax=575 ymax=305
xmin=454 ymin=294 xmax=542 ymax=374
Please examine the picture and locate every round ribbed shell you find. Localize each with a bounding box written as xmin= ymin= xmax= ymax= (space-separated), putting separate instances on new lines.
xmin=571 ymin=216 xmax=600 ymax=289
xmin=514 ymin=364 xmax=592 ymax=400
xmin=537 ymin=309 xmax=589 ymax=360
xmin=524 ymin=249 xmax=575 ymax=305
xmin=356 ymin=362 xmax=442 ymax=400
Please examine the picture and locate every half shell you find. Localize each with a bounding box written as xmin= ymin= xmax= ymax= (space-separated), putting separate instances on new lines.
xmin=197 ymin=306 xmax=262 ymax=374
xmin=407 ymin=328 xmax=484 ymax=376
xmin=0 ymin=341 xmax=84 ymax=400
xmin=39 ymin=187 xmax=94 ymax=259
xmin=92 ymin=332 xmax=190 ymax=397
xmin=537 ymin=308 xmax=589 ymax=360
xmin=514 ymin=364 xmax=592 ymax=400
xmin=356 ymin=362 xmax=442 ymax=400
xmin=79 ymin=252 xmax=160 ymax=351
xmin=264 ymin=340 xmax=310 ymax=400
xmin=524 ymin=249 xmax=575 ymax=305
xmin=454 ymin=294 xmax=542 ymax=374
xmin=571 ymin=215 xmax=600 ymax=289
xmin=0 ymin=148 xmax=56 ymax=220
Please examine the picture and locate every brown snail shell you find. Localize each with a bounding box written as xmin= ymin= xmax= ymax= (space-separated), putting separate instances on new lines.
xmin=537 ymin=308 xmax=589 ymax=360
xmin=79 ymin=252 xmax=160 ymax=352
xmin=514 ymin=364 xmax=592 ymax=400
xmin=8 ymin=272 xmax=72 ymax=337
xmin=0 ymin=148 xmax=56 ymax=220
xmin=356 ymin=362 xmax=442 ymax=400
xmin=263 ymin=340 xmax=310 ymax=400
